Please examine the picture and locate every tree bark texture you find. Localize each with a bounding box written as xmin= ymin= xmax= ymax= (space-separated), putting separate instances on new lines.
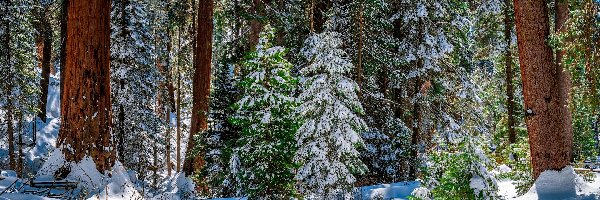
xmin=59 ymin=0 xmax=114 ymax=172
xmin=183 ymin=0 xmax=213 ymax=177
xmin=513 ymin=0 xmax=572 ymax=179
xmin=555 ymin=0 xmax=573 ymax=161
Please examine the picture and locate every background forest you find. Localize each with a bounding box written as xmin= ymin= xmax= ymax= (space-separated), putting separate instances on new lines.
xmin=0 ymin=0 xmax=599 ymax=199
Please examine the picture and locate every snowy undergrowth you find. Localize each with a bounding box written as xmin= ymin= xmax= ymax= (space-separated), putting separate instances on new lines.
xmin=34 ymin=149 xmax=196 ymax=199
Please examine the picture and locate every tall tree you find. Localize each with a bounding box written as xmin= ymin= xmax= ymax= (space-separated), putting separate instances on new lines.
xmin=555 ymin=0 xmax=573 ymax=161
xmin=183 ymin=0 xmax=213 ymax=176
xmin=504 ymin=0 xmax=516 ymax=145
xmin=34 ymin=1 xmax=52 ymax=123
xmin=59 ymin=0 xmax=114 ymax=172
xmin=513 ymin=0 xmax=572 ymax=179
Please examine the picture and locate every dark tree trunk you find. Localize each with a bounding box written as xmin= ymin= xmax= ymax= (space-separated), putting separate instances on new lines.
xmin=7 ymin=98 xmax=15 ymax=171
xmin=504 ymin=0 xmax=516 ymax=144
xmin=59 ymin=0 xmax=114 ymax=172
xmin=183 ymin=0 xmax=213 ymax=177
xmin=513 ymin=0 xmax=572 ymax=179
xmin=59 ymin=0 xmax=68 ymax=104
xmin=36 ymin=5 xmax=52 ymax=123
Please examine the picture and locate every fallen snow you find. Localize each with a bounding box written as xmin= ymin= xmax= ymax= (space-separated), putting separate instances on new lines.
xmin=92 ymin=161 xmax=142 ymax=200
xmin=513 ymin=166 xmax=600 ymax=200
xmin=356 ymin=181 xmax=421 ymax=200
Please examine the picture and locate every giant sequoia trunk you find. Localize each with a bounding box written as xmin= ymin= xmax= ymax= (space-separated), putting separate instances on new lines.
xmin=183 ymin=0 xmax=213 ymax=177
xmin=59 ymin=0 xmax=114 ymax=172
xmin=513 ymin=0 xmax=573 ymax=179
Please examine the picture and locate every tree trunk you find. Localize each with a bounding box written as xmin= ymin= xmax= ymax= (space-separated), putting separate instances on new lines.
xmin=513 ymin=0 xmax=572 ymax=179
xmin=183 ymin=0 xmax=213 ymax=177
xmin=176 ymin=64 xmax=182 ymax=172
xmin=59 ymin=0 xmax=68 ymax=104
xmin=356 ymin=4 xmax=364 ymax=98
xmin=504 ymin=0 xmax=516 ymax=144
xmin=59 ymin=0 xmax=114 ymax=172
xmin=37 ymin=6 xmax=52 ymax=123
xmin=17 ymin=114 xmax=23 ymax=176
xmin=7 ymin=98 xmax=15 ymax=171
xmin=555 ymin=0 xmax=573 ymax=162
xmin=166 ymin=107 xmax=171 ymax=176
xmin=248 ymin=0 xmax=269 ymax=50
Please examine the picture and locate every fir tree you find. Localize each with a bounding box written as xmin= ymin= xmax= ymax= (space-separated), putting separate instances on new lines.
xmin=295 ymin=31 xmax=367 ymax=198
xmin=229 ymin=26 xmax=300 ymax=199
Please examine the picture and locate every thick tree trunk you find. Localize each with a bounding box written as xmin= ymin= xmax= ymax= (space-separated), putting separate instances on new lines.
xmin=504 ymin=0 xmax=516 ymax=144
xmin=513 ymin=0 xmax=572 ymax=179
xmin=555 ymin=0 xmax=573 ymax=162
xmin=183 ymin=0 xmax=213 ymax=176
xmin=59 ymin=0 xmax=114 ymax=172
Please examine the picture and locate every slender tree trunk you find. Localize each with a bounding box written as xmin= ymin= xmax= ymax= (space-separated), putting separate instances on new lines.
xmin=504 ymin=0 xmax=516 ymax=144
xmin=176 ymin=64 xmax=182 ymax=172
xmin=183 ymin=0 xmax=213 ymax=176
xmin=17 ymin=114 xmax=23 ymax=176
xmin=59 ymin=0 xmax=68 ymax=104
xmin=356 ymin=4 xmax=364 ymax=98
xmin=555 ymin=0 xmax=573 ymax=162
xmin=37 ymin=6 xmax=51 ymax=123
xmin=166 ymin=107 xmax=171 ymax=176
xmin=59 ymin=0 xmax=114 ymax=172
xmin=4 ymin=1 xmax=15 ymax=171
xmin=7 ymin=98 xmax=15 ymax=171
xmin=310 ymin=0 xmax=315 ymax=32
xmin=513 ymin=0 xmax=572 ymax=179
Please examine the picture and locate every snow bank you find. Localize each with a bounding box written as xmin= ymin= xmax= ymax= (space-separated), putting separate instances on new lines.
xmin=356 ymin=181 xmax=421 ymax=200
xmin=35 ymin=149 xmax=65 ymax=179
xmin=515 ymin=166 xmax=600 ymax=199
xmin=151 ymin=172 xmax=197 ymax=200
xmin=92 ymin=161 xmax=142 ymax=200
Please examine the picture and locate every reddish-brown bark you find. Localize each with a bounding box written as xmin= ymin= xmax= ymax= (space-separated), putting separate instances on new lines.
xmin=183 ymin=0 xmax=213 ymax=177
xmin=513 ymin=0 xmax=572 ymax=179
xmin=59 ymin=0 xmax=114 ymax=172
xmin=555 ymin=0 xmax=573 ymax=161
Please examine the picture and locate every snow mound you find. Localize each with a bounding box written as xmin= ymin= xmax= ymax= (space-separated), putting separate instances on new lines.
xmin=494 ymin=164 xmax=512 ymax=175
xmin=356 ymin=181 xmax=421 ymax=200
xmin=92 ymin=161 xmax=142 ymax=200
xmin=36 ymin=149 xmax=65 ymax=179
xmin=151 ymin=172 xmax=197 ymax=200
xmin=66 ymin=156 xmax=110 ymax=197
xmin=515 ymin=166 xmax=600 ymax=200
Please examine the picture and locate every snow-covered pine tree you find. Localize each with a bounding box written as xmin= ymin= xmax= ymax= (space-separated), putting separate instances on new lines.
xmin=110 ymin=0 xmax=164 ymax=183
xmin=229 ymin=26 xmax=300 ymax=199
xmin=295 ymin=30 xmax=368 ymax=199
xmin=0 ymin=0 xmax=39 ymax=171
